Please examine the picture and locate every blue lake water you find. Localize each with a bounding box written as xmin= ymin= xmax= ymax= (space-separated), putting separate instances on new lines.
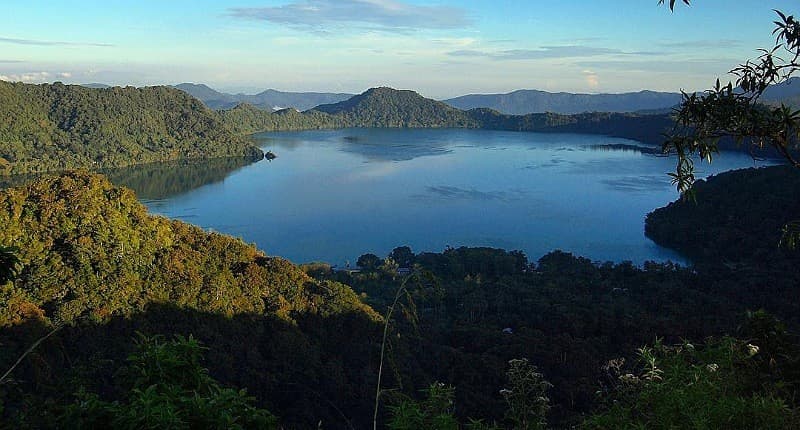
xmin=135 ymin=128 xmax=768 ymax=265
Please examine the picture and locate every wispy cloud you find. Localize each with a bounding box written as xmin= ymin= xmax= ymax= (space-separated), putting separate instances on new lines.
xmin=658 ymin=39 xmax=742 ymax=49
xmin=0 ymin=36 xmax=113 ymax=47
xmin=0 ymin=71 xmax=73 ymax=83
xmin=228 ymin=0 xmax=471 ymax=33
xmin=576 ymin=58 xmax=738 ymax=73
xmin=448 ymin=45 xmax=663 ymax=61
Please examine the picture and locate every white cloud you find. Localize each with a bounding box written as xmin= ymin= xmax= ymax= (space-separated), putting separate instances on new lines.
xmin=0 ymin=36 xmax=113 ymax=47
xmin=229 ymin=0 xmax=471 ymax=33
xmin=582 ymin=70 xmax=599 ymax=88
xmin=448 ymin=45 xmax=664 ymax=61
xmin=0 ymin=71 xmax=52 ymax=83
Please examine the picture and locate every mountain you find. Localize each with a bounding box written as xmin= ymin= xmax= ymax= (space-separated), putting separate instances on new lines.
xmin=0 ymin=80 xmax=262 ymax=175
xmin=212 ymin=87 xmax=673 ymax=145
xmin=312 ymin=86 xmax=479 ymax=128
xmin=443 ymin=89 xmax=683 ymax=115
xmin=173 ymin=83 xmax=353 ymax=111
xmin=80 ymin=83 xmax=111 ymax=89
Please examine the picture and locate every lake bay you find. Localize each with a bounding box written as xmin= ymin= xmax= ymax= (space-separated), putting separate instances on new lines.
xmin=124 ymin=128 xmax=768 ymax=265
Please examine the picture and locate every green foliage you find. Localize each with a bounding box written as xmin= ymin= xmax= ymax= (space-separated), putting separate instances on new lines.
xmin=357 ymin=253 xmax=382 ymax=270
xmin=216 ymin=103 xmax=346 ymax=135
xmin=0 ymin=246 xmax=20 ymax=285
xmin=0 ymin=81 xmax=263 ymax=175
xmin=584 ymin=336 xmax=795 ymax=429
xmin=387 ymin=383 xmax=460 ymax=430
xmin=501 ymin=359 xmax=551 ymax=430
xmin=313 ymin=87 xmax=480 ymax=128
xmin=0 ymin=170 xmax=384 ymax=428
xmin=645 ymin=165 xmax=800 ymax=279
xmin=59 ymin=334 xmax=278 ymax=429
xmin=0 ymin=170 xmax=379 ymax=326
xmin=661 ymin=8 xmax=800 ymax=192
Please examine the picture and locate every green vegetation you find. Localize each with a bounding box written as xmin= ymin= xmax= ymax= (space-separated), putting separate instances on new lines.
xmin=0 ymin=171 xmax=383 ymax=428
xmin=59 ymin=334 xmax=278 ymax=429
xmin=0 ymin=170 xmax=378 ymax=325
xmin=216 ymin=102 xmax=346 ymax=134
xmin=0 ymin=167 xmax=797 ymax=427
xmin=313 ymin=87 xmax=481 ymax=128
xmin=318 ymin=233 xmax=799 ymax=427
xmin=659 ymin=5 xmax=800 ymax=192
xmin=0 ymin=81 xmax=262 ymax=176
xmin=586 ymin=312 xmax=798 ymax=429
xmin=646 ymin=165 xmax=800 ymax=267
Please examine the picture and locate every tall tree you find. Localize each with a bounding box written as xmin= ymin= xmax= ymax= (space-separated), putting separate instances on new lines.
xmin=658 ymin=1 xmax=800 ymax=246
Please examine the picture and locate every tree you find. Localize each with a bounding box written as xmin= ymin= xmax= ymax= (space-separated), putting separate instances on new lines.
xmin=357 ymin=253 xmax=382 ymax=270
xmin=389 ymin=246 xmax=415 ymax=268
xmin=0 ymin=245 xmax=21 ymax=285
xmin=658 ymin=1 xmax=800 ymax=246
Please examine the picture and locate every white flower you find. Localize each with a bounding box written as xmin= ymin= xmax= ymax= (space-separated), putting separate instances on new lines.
xmin=706 ymin=363 xmax=719 ymax=372
xmin=746 ymin=344 xmax=760 ymax=356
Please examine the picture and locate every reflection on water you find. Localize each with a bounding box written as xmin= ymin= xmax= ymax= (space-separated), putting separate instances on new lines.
xmin=0 ymin=157 xmax=260 ymax=201
xmin=102 ymin=156 xmax=260 ymax=200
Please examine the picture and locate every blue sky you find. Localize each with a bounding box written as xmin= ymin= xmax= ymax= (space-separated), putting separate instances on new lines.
xmin=0 ymin=0 xmax=796 ymax=98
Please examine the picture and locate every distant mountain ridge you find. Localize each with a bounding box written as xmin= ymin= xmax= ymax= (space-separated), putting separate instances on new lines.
xmin=443 ymin=89 xmax=684 ymax=115
xmin=173 ymin=83 xmax=354 ymax=111
xmin=132 ymin=78 xmax=800 ymax=115
xmin=206 ymin=86 xmax=674 ymax=148
xmin=443 ymin=77 xmax=800 ymax=115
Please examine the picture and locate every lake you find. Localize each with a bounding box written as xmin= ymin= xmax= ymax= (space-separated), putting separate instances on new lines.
xmin=118 ymin=128 xmax=768 ymax=266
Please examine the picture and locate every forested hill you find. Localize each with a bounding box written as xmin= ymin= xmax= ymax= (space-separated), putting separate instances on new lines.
xmin=312 ymin=86 xmax=481 ymax=128
xmin=216 ymin=102 xmax=346 ymax=134
xmin=0 ymin=171 xmax=383 ymax=428
xmin=0 ymin=81 xmax=263 ymax=176
xmin=646 ymin=165 xmax=800 ymax=269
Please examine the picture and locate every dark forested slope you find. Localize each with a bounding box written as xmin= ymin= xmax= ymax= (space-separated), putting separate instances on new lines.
xmin=0 ymin=171 xmax=382 ymax=428
xmin=645 ymin=166 xmax=800 ymax=266
xmin=0 ymin=81 xmax=263 ymax=175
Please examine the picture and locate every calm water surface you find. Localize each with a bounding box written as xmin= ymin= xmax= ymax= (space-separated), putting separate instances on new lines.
xmin=132 ymin=128 xmax=767 ymax=265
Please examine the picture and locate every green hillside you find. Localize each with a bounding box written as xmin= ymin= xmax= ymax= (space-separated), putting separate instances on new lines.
xmin=0 ymin=170 xmax=798 ymax=428
xmin=312 ymin=87 xmax=481 ymax=128
xmin=0 ymin=81 xmax=263 ymax=175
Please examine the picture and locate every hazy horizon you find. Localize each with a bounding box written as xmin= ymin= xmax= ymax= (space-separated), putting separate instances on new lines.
xmin=1 ymin=0 xmax=796 ymax=99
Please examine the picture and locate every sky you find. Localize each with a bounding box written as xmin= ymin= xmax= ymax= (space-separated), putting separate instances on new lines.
xmin=0 ymin=0 xmax=797 ymax=99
